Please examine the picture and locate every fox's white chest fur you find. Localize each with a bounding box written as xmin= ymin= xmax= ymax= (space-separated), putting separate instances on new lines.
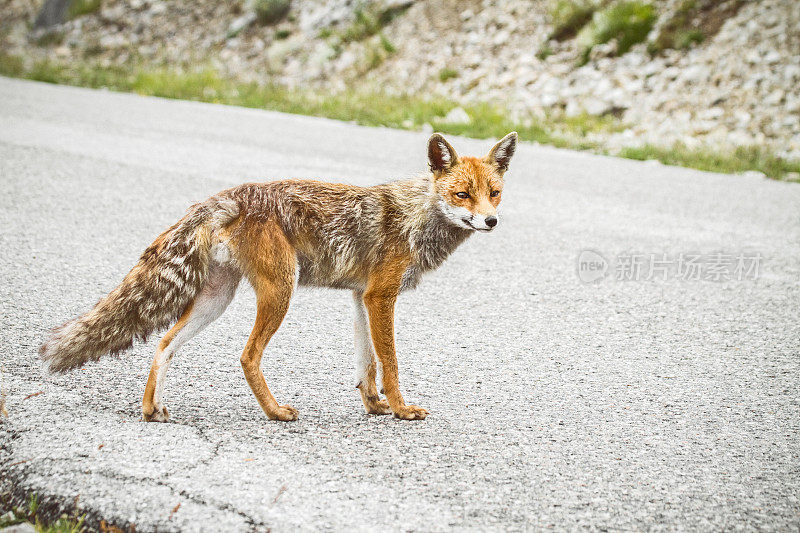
xmin=401 ymin=206 xmax=472 ymax=291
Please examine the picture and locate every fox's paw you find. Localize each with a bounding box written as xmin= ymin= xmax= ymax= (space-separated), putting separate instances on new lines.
xmin=393 ymin=404 xmax=428 ymax=420
xmin=142 ymin=404 xmax=170 ymax=423
xmin=365 ymin=399 xmax=393 ymax=416
xmin=268 ymin=404 xmax=299 ymax=422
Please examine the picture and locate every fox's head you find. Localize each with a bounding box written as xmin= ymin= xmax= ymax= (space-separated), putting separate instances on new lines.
xmin=428 ymin=131 xmax=517 ymax=232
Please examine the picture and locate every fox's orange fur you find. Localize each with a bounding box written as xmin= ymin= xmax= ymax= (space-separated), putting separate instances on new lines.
xmin=40 ymin=132 xmax=517 ymax=421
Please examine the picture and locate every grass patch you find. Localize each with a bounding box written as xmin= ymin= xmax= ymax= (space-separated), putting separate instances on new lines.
xmin=577 ymin=0 xmax=656 ymax=63
xmin=254 ymin=0 xmax=291 ymax=26
xmin=359 ymin=35 xmax=396 ymax=72
xmin=68 ymin=0 xmax=101 ymax=19
xmin=673 ymin=28 xmax=704 ymax=49
xmin=648 ymin=0 xmax=744 ymax=54
xmin=0 ymin=493 xmax=86 ymax=533
xmin=0 ymin=52 xmax=796 ymax=181
xmin=379 ymin=33 xmax=396 ymax=54
xmin=363 ymin=43 xmax=385 ymax=71
xmin=340 ymin=7 xmax=382 ymax=42
xmin=562 ymin=112 xmax=627 ymax=135
xmin=337 ymin=3 xmax=409 ymax=44
xmin=438 ymin=67 xmax=458 ymax=82
xmin=648 ymin=0 xmax=697 ymax=53
xmin=33 ymin=30 xmax=66 ymax=47
xmin=548 ymin=0 xmax=598 ymax=41
xmin=0 ymin=53 xmax=24 ymax=77
xmin=620 ymin=144 xmax=800 ymax=181
xmin=536 ymin=42 xmax=554 ymax=61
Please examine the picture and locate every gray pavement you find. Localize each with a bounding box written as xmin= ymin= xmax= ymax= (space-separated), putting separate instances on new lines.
xmin=1 ymin=76 xmax=799 ymax=531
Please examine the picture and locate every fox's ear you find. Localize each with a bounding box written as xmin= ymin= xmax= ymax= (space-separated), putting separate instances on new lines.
xmin=428 ymin=133 xmax=459 ymax=174
xmin=486 ymin=132 xmax=517 ymax=173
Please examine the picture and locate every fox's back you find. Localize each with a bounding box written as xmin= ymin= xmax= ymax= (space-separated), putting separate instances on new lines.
xmin=226 ymin=180 xmax=396 ymax=289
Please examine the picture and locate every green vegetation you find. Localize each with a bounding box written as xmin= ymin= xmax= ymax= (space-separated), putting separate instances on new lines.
xmin=577 ymin=1 xmax=656 ymax=63
xmin=536 ymin=42 xmax=554 ymax=61
xmin=550 ymin=1 xmax=742 ymax=59
xmin=363 ymin=43 xmax=385 ymax=70
xmin=359 ymin=34 xmax=396 ymax=72
xmin=0 ymin=53 xmax=24 ymax=76
xmin=274 ymin=28 xmax=292 ymax=40
xmin=648 ymin=0 xmax=704 ymax=53
xmin=548 ymin=0 xmax=598 ymax=41
xmin=621 ymin=144 xmax=800 ymax=181
xmin=68 ymin=0 xmax=101 ymax=19
xmin=0 ymin=52 xmax=796 ymax=181
xmin=0 ymin=493 xmax=86 ymax=533
xmin=673 ymin=28 xmax=704 ymax=49
xmin=438 ymin=67 xmax=459 ymax=82
xmin=254 ymin=0 xmax=291 ymax=26
xmin=340 ymin=7 xmax=382 ymax=42
xmin=337 ymin=3 xmax=409 ymax=44
xmin=562 ymin=112 xmax=626 ymax=136
xmin=33 ymin=30 xmax=65 ymax=47
xmin=379 ymin=33 xmax=396 ymax=54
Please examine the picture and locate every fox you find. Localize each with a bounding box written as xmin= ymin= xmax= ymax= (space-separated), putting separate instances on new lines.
xmin=40 ymin=132 xmax=517 ymax=421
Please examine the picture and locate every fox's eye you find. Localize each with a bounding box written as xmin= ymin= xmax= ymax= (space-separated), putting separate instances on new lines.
xmin=455 ymin=192 xmax=470 ymax=199
xmin=490 ymin=190 xmax=500 ymax=197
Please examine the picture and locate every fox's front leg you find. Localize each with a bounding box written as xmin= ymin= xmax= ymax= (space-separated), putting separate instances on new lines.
xmin=352 ymin=291 xmax=391 ymax=415
xmin=363 ymin=264 xmax=428 ymax=420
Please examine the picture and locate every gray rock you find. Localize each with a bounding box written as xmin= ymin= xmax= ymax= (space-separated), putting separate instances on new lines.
xmin=764 ymin=89 xmax=785 ymax=106
xmin=227 ymin=12 xmax=256 ymax=39
xmin=583 ymin=98 xmax=613 ymax=116
xmin=441 ymin=106 xmax=471 ymax=124
xmin=680 ymin=64 xmax=710 ymax=83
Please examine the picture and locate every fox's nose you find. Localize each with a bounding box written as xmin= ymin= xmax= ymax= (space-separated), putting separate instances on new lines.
xmin=485 ymin=216 xmax=498 ymax=228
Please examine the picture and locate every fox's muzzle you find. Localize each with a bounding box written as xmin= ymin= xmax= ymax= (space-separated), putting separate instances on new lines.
xmin=464 ymin=213 xmax=499 ymax=232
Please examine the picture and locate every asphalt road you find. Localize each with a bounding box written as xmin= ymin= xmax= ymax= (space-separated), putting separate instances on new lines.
xmin=1 ymin=76 xmax=799 ymax=532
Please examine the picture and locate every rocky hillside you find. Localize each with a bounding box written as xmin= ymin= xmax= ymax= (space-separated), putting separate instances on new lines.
xmin=2 ymin=0 xmax=798 ymax=162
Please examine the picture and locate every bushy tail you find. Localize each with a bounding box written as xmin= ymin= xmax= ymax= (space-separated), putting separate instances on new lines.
xmin=40 ymin=195 xmax=240 ymax=372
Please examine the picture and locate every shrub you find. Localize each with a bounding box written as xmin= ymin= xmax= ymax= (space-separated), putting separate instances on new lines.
xmin=255 ymin=0 xmax=291 ymax=25
xmin=364 ymin=47 xmax=383 ymax=70
xmin=341 ymin=7 xmax=380 ymax=42
xmin=674 ymin=28 xmax=704 ymax=49
xmin=548 ymin=0 xmax=597 ymax=40
xmin=536 ymin=43 xmax=554 ymax=61
xmin=577 ymin=1 xmax=656 ymax=60
xmin=649 ymin=0 xmax=707 ymax=53
xmin=33 ymin=29 xmax=65 ymax=46
xmin=438 ymin=67 xmax=458 ymax=82
xmin=339 ymin=3 xmax=410 ymax=43
xmin=379 ymin=33 xmax=396 ymax=53
xmin=360 ymin=34 xmax=396 ymax=72
xmin=68 ymin=0 xmax=101 ymax=19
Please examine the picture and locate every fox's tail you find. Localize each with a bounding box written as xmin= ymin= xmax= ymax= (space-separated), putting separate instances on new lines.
xmin=40 ymin=194 xmax=240 ymax=373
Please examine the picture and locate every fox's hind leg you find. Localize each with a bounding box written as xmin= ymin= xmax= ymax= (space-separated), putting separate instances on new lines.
xmin=238 ymin=222 xmax=298 ymax=422
xmin=142 ymin=263 xmax=240 ymax=422
xmin=352 ymin=291 xmax=391 ymax=415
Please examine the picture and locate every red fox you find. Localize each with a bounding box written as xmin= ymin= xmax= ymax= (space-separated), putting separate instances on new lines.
xmin=40 ymin=132 xmax=517 ymax=421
